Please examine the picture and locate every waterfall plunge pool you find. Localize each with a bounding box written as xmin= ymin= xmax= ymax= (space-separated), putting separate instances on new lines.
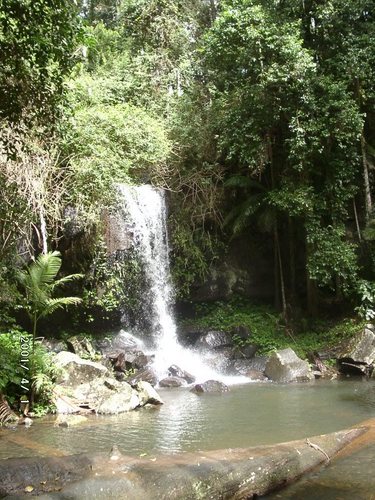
xmin=1 ymin=379 xmax=375 ymax=498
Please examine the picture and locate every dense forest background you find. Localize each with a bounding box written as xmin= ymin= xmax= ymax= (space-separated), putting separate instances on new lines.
xmin=1 ymin=0 xmax=375 ymax=334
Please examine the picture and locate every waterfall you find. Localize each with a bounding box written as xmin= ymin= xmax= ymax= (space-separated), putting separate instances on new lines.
xmin=118 ymin=184 xmax=244 ymax=384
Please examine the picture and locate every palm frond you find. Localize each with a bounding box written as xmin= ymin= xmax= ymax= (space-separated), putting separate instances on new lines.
xmin=28 ymin=251 xmax=62 ymax=291
xmin=51 ymin=273 xmax=84 ymax=291
xmin=40 ymin=296 xmax=82 ymax=318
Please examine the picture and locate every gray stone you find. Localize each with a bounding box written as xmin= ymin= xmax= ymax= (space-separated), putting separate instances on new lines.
xmin=136 ymin=381 xmax=164 ymax=406
xmin=265 ymin=348 xmax=314 ymax=383
xmin=54 ymin=351 xmax=108 ymax=387
xmin=96 ymin=384 xmax=140 ymax=414
xmin=190 ymin=380 xmax=229 ymax=393
xmin=159 ymin=377 xmax=187 ymax=388
xmin=341 ymin=328 xmax=375 ymax=365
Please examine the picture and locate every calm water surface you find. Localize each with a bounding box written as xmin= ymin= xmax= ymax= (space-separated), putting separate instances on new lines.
xmin=1 ymin=379 xmax=375 ymax=497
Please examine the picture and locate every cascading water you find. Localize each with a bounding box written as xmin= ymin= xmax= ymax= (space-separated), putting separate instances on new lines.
xmin=118 ymin=184 xmax=242 ymax=384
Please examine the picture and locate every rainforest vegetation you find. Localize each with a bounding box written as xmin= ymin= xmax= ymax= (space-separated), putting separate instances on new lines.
xmin=0 ymin=0 xmax=375 ymax=404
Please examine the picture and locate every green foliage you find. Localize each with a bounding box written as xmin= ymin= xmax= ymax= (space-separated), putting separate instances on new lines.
xmin=355 ymin=280 xmax=375 ymax=320
xmin=82 ymin=242 xmax=146 ymax=324
xmin=0 ymin=329 xmax=57 ymax=405
xmin=190 ymin=297 xmax=363 ymax=358
xmin=0 ymin=0 xmax=79 ymax=126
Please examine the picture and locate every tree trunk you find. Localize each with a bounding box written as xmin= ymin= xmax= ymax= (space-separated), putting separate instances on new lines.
xmin=275 ymin=225 xmax=287 ymax=322
xmin=353 ymin=197 xmax=362 ymax=242
xmin=361 ymin=131 xmax=372 ymax=221
xmin=306 ymin=242 xmax=317 ymax=315
xmin=288 ymin=216 xmax=296 ymax=301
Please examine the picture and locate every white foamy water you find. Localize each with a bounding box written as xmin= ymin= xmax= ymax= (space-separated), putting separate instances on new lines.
xmin=118 ymin=184 xmax=247 ymax=385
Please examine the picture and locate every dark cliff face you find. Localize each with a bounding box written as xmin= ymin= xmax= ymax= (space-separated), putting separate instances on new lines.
xmin=187 ymin=233 xmax=274 ymax=303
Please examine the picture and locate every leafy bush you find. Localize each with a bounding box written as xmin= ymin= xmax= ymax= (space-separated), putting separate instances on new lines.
xmin=189 ymin=297 xmax=363 ymax=358
xmin=0 ymin=329 xmax=58 ymax=409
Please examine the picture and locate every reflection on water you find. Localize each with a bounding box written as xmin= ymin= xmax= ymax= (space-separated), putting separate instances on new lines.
xmin=267 ymin=443 xmax=375 ymax=500
xmin=1 ymin=379 xmax=375 ymax=461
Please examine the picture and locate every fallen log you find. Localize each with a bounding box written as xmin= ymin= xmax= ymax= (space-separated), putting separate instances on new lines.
xmin=0 ymin=426 xmax=369 ymax=498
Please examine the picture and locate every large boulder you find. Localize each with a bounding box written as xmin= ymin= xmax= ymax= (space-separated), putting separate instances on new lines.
xmin=96 ymin=383 xmax=140 ymax=414
xmin=54 ymin=352 xmax=108 ymax=387
xmin=337 ymin=326 xmax=375 ymax=377
xmin=97 ymin=330 xmax=144 ymax=355
xmin=136 ymin=381 xmax=164 ymax=406
xmin=127 ymin=367 xmax=158 ymax=387
xmin=190 ymin=380 xmax=229 ymax=393
xmin=108 ymin=350 xmax=151 ymax=373
xmin=195 ymin=331 xmax=233 ymax=350
xmin=265 ymin=349 xmax=314 ymax=383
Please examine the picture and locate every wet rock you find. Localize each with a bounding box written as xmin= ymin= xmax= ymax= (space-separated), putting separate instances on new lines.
xmin=337 ymin=326 xmax=375 ymax=377
xmin=18 ymin=417 xmax=32 ymax=427
xmin=190 ymin=380 xmax=229 ymax=393
xmin=195 ymin=330 xmax=233 ymax=350
xmin=168 ymin=365 xmax=195 ymax=383
xmin=67 ymin=336 xmax=96 ymax=359
xmin=244 ymin=370 xmax=267 ymax=381
xmin=136 ymin=381 xmax=164 ymax=405
xmin=107 ymin=350 xmax=151 ymax=372
xmin=228 ymin=356 xmax=268 ymax=377
xmin=55 ymin=415 xmax=88 ymax=428
xmin=109 ymin=445 xmax=122 ymax=461
xmin=159 ymin=376 xmax=187 ymax=387
xmin=127 ymin=367 xmax=158 ymax=387
xmin=231 ymin=344 xmax=259 ymax=360
xmin=54 ymin=351 xmax=108 ymax=387
xmin=265 ymin=348 xmax=314 ymax=383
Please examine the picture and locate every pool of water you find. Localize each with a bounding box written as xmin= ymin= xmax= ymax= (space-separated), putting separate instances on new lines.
xmin=1 ymin=379 xmax=375 ymax=497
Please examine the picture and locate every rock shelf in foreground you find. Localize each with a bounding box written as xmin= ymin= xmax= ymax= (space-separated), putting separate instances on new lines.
xmin=0 ymin=425 xmax=370 ymax=498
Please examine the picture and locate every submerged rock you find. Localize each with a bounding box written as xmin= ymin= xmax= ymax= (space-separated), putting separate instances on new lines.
xmin=265 ymin=348 xmax=314 ymax=383
xmin=190 ymin=380 xmax=229 ymax=393
xmin=55 ymin=415 xmax=88 ymax=428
